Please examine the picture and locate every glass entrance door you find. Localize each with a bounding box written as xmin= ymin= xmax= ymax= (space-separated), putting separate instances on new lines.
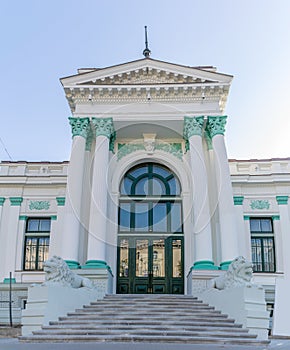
xmin=117 ymin=236 xmax=184 ymax=294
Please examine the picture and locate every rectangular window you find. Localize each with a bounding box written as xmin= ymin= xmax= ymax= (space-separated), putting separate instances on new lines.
xmin=250 ymin=218 xmax=275 ymax=272
xmin=24 ymin=218 xmax=51 ymax=271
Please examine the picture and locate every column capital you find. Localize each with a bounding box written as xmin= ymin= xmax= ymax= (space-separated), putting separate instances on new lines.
xmin=56 ymin=197 xmax=65 ymax=206
xmin=9 ymin=197 xmax=23 ymax=206
xmin=85 ymin=125 xmax=94 ymax=151
xmin=68 ymin=117 xmax=90 ymax=139
xmin=233 ymin=196 xmax=244 ymax=205
xmin=183 ymin=116 xmax=204 ymax=152
xmin=206 ymin=116 xmax=227 ymax=138
xmin=276 ymin=196 xmax=288 ymax=205
xmin=0 ymin=197 xmax=5 ymax=206
xmin=92 ymin=117 xmax=115 ymax=152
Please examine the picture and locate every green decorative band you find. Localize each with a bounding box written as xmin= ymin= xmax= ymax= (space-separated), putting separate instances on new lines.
xmin=51 ymin=215 xmax=57 ymax=221
xmin=220 ymin=260 xmax=232 ymax=270
xmin=9 ymin=197 xmax=23 ymax=206
xmin=192 ymin=260 xmax=219 ymax=270
xmin=56 ymin=197 xmax=65 ymax=206
xmin=29 ymin=201 xmax=50 ymax=210
xmin=206 ymin=116 xmax=227 ymax=138
xmin=3 ymin=278 xmax=16 ymax=284
xmin=272 ymin=215 xmax=280 ymax=221
xmin=68 ymin=117 xmax=90 ymax=139
xmin=243 ymin=215 xmax=250 ymax=220
xmin=276 ymin=196 xmax=288 ymax=205
xmin=250 ymin=200 xmax=270 ymax=210
xmin=117 ymin=142 xmax=183 ymax=161
xmin=234 ymin=196 xmax=244 ymax=205
xmin=19 ymin=215 xmax=27 ymax=220
xmin=82 ymin=260 xmax=108 ymax=269
xmin=64 ymin=260 xmax=80 ymax=269
xmin=0 ymin=197 xmax=5 ymax=206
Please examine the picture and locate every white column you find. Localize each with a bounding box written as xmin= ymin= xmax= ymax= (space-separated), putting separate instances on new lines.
xmin=207 ymin=116 xmax=239 ymax=267
xmin=61 ymin=117 xmax=90 ymax=268
xmin=4 ymin=197 xmax=23 ymax=279
xmin=276 ymin=196 xmax=290 ymax=274
xmin=183 ymin=116 xmax=214 ymax=269
xmin=85 ymin=118 xmax=114 ymax=268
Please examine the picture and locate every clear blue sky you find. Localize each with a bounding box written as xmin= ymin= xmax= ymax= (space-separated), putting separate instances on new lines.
xmin=1 ymin=0 xmax=290 ymax=161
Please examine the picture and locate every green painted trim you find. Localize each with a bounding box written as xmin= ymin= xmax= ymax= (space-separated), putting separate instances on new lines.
xmin=56 ymin=197 xmax=65 ymax=206
xmin=51 ymin=215 xmax=57 ymax=221
xmin=3 ymin=278 xmax=16 ymax=284
xmin=243 ymin=215 xmax=250 ymax=220
xmin=82 ymin=260 xmax=108 ymax=269
xmin=272 ymin=215 xmax=280 ymax=221
xmin=234 ymin=196 xmax=244 ymax=205
xmin=206 ymin=116 xmax=227 ymax=138
xmin=68 ymin=117 xmax=90 ymax=139
xmin=276 ymin=196 xmax=289 ymax=205
xmin=19 ymin=215 xmax=27 ymax=220
xmin=9 ymin=197 xmax=23 ymax=206
xmin=0 ymin=197 xmax=5 ymax=206
xmin=192 ymin=260 xmax=219 ymax=270
xmin=220 ymin=260 xmax=232 ymax=270
xmin=85 ymin=125 xmax=94 ymax=151
xmin=204 ymin=128 xmax=213 ymax=150
xmin=64 ymin=260 xmax=80 ymax=269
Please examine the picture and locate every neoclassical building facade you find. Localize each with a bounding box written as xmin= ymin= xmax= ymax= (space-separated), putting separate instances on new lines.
xmin=0 ymin=57 xmax=289 ymax=335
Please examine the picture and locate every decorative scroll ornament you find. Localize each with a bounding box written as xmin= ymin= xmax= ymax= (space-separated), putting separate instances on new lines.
xmin=206 ymin=116 xmax=227 ymax=138
xmin=68 ymin=117 xmax=90 ymax=139
xmin=29 ymin=201 xmax=50 ymax=210
xmin=250 ymin=200 xmax=270 ymax=210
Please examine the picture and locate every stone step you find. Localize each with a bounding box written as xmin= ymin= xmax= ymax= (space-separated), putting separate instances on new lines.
xmin=20 ymin=334 xmax=269 ymax=345
xmin=42 ymin=324 xmax=249 ymax=333
xmin=32 ymin=329 xmax=256 ymax=338
xmin=49 ymin=319 xmax=240 ymax=327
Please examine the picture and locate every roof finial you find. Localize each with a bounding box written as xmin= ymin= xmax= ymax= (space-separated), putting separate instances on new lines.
xmin=143 ymin=26 xmax=151 ymax=58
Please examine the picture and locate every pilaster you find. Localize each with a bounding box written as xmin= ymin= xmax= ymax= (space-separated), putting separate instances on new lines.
xmin=276 ymin=196 xmax=290 ymax=275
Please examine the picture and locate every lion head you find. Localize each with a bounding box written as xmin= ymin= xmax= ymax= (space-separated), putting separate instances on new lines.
xmin=224 ymin=256 xmax=253 ymax=288
xmin=43 ymin=255 xmax=73 ymax=287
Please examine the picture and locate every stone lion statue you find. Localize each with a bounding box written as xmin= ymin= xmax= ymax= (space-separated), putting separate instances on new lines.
xmin=211 ymin=256 xmax=254 ymax=290
xmin=41 ymin=256 xmax=95 ymax=289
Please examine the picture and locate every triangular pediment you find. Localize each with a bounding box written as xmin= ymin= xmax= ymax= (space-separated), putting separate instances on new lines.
xmin=61 ymin=58 xmax=232 ymax=88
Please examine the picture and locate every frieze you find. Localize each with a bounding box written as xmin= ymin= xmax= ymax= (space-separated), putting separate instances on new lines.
xmin=29 ymin=201 xmax=50 ymax=211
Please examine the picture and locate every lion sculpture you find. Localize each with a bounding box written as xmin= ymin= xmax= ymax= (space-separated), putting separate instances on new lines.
xmin=41 ymin=256 xmax=95 ymax=289
xmin=211 ymin=256 xmax=254 ymax=290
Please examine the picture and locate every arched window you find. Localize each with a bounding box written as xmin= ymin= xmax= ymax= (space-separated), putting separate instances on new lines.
xmin=119 ymin=163 xmax=182 ymax=233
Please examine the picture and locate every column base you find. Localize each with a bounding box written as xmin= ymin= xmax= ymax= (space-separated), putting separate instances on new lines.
xmin=64 ymin=260 xmax=80 ymax=269
xmin=220 ymin=260 xmax=232 ymax=270
xmin=3 ymin=277 xmax=16 ymax=284
xmin=191 ymin=260 xmax=219 ymax=270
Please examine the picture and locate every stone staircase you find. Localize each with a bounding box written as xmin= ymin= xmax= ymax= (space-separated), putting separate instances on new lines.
xmin=20 ymin=294 xmax=269 ymax=345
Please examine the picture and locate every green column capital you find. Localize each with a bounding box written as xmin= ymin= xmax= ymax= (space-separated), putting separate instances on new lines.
xmin=68 ymin=117 xmax=90 ymax=139
xmin=92 ymin=117 xmax=115 ymax=152
xmin=9 ymin=197 xmax=23 ymax=206
xmin=233 ymin=196 xmax=244 ymax=205
xmin=85 ymin=125 xmax=94 ymax=151
xmin=56 ymin=197 xmax=65 ymax=206
xmin=272 ymin=215 xmax=280 ymax=221
xmin=183 ymin=116 xmax=204 ymax=152
xmin=276 ymin=196 xmax=288 ymax=205
xmin=206 ymin=116 xmax=227 ymax=138
xmin=0 ymin=197 xmax=5 ymax=206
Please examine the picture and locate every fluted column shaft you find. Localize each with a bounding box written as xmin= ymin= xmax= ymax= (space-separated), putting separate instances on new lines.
xmin=207 ymin=116 xmax=239 ymax=265
xmin=61 ymin=117 xmax=89 ymax=267
xmin=184 ymin=117 xmax=213 ymax=266
xmin=86 ymin=118 xmax=114 ymax=265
